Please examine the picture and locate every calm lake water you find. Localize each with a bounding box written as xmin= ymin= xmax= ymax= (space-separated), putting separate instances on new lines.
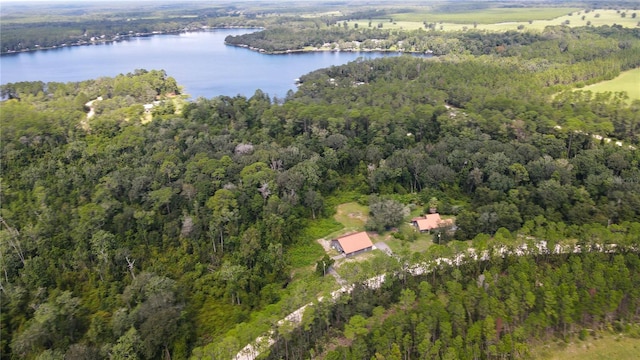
xmin=1 ymin=29 xmax=413 ymax=100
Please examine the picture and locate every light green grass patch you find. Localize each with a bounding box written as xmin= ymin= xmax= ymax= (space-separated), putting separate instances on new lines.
xmin=384 ymin=234 xmax=434 ymax=254
xmin=570 ymin=9 xmax=640 ymax=28
xmin=390 ymin=7 xmax=581 ymax=24
xmin=512 ymin=9 xmax=640 ymax=31
xmin=349 ymin=8 xmax=640 ymax=33
xmin=325 ymin=191 xmax=363 ymax=208
xmin=373 ymin=207 xmax=435 ymax=254
xmin=287 ymin=240 xmax=326 ymax=268
xmin=289 ymin=217 xmax=343 ymax=268
xmin=532 ymin=333 xmax=640 ymax=360
xmin=580 ymin=67 xmax=640 ymax=102
xmin=300 ymin=217 xmax=344 ymax=242
xmin=333 ymin=202 xmax=369 ymax=232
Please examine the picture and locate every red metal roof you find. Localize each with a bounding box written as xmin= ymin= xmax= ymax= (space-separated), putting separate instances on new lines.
xmin=335 ymin=231 xmax=374 ymax=254
xmin=414 ymin=213 xmax=453 ymax=231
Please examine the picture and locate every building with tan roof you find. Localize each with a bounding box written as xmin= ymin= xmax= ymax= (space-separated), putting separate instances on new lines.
xmin=331 ymin=231 xmax=374 ymax=257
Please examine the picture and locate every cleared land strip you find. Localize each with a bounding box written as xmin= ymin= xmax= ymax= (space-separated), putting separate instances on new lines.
xmin=233 ymin=240 xmax=625 ymax=360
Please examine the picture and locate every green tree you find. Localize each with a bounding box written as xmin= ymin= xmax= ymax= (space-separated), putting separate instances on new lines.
xmin=111 ymin=327 xmax=142 ymax=360
xmin=366 ymin=197 xmax=408 ymax=232
xmin=315 ymin=254 xmax=335 ymax=277
xmin=206 ymin=189 xmax=238 ymax=254
xmin=344 ymin=314 xmax=368 ymax=340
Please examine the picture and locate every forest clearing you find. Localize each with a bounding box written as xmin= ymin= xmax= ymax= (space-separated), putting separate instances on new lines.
xmin=580 ymin=67 xmax=640 ymax=102
xmin=345 ymin=8 xmax=638 ymax=32
xmin=532 ymin=332 xmax=640 ymax=360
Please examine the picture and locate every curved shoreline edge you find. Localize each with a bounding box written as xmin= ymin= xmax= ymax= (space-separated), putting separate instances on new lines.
xmin=0 ymin=26 xmax=264 ymax=56
xmin=223 ymin=41 xmax=433 ymax=56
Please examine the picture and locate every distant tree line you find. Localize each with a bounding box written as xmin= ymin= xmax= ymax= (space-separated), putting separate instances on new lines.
xmin=226 ymin=23 xmax=640 ymax=58
xmin=0 ymin=7 xmax=259 ymax=53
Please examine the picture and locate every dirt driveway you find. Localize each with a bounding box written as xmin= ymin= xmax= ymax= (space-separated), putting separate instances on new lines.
xmin=374 ymin=242 xmax=393 ymax=256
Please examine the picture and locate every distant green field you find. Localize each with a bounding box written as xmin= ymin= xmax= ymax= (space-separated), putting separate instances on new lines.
xmin=518 ymin=9 xmax=640 ymax=31
xmin=346 ymin=8 xmax=640 ymax=33
xmin=581 ymin=68 xmax=640 ymax=102
xmin=391 ymin=7 xmax=580 ymax=24
xmin=532 ymin=334 xmax=640 ymax=360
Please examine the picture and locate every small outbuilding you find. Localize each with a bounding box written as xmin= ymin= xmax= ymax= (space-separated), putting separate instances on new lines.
xmin=412 ymin=213 xmax=454 ymax=233
xmin=331 ymin=231 xmax=374 ymax=257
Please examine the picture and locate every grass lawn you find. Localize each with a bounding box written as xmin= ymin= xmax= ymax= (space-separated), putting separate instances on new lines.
xmin=333 ymin=202 xmax=369 ymax=234
xmin=382 ymin=224 xmax=435 ymax=254
xmin=531 ymin=333 xmax=640 ymax=360
xmin=580 ymin=68 xmax=640 ymax=102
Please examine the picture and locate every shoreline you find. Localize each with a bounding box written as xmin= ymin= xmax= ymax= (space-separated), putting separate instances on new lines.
xmin=223 ymin=41 xmax=434 ymax=56
xmin=0 ymin=26 xmax=263 ymax=56
xmin=2 ymin=26 xmax=433 ymax=57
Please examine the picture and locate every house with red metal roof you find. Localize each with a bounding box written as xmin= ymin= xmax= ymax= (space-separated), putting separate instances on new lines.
xmin=411 ymin=213 xmax=454 ymax=232
xmin=331 ymin=231 xmax=374 ymax=257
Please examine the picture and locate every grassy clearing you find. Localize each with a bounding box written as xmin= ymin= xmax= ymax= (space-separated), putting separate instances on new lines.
xmin=346 ymin=8 xmax=640 ymax=33
xmin=391 ymin=7 xmax=580 ymax=24
xmin=288 ymin=201 xmax=367 ymax=271
xmin=329 ymin=201 xmax=435 ymax=255
xmin=383 ymin=229 xmax=434 ymax=254
xmin=580 ymin=68 xmax=640 ymax=102
xmin=566 ymin=9 xmax=640 ymax=28
xmin=288 ymin=217 xmax=343 ymax=268
xmin=333 ymin=202 xmax=369 ymax=233
xmin=532 ymin=333 xmax=640 ymax=360
xmin=287 ymin=240 xmax=326 ymax=269
xmin=503 ymin=9 xmax=640 ymax=32
xmin=301 ymin=217 xmax=344 ymax=241
xmin=369 ymin=206 xmax=436 ymax=254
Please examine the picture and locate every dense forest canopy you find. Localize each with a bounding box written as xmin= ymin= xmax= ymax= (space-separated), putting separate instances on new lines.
xmin=2 ymin=2 xmax=640 ymax=360
xmin=262 ymin=251 xmax=640 ymax=360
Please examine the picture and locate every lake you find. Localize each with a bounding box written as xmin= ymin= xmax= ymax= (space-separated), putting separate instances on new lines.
xmin=1 ymin=29 xmax=416 ymax=100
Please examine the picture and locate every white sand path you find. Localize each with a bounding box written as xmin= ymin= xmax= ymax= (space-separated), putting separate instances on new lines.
xmin=81 ymin=96 xmax=102 ymax=130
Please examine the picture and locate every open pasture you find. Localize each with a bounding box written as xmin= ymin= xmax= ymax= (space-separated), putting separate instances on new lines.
xmin=532 ymin=333 xmax=640 ymax=360
xmin=580 ymin=68 xmax=640 ymax=102
xmin=390 ymin=7 xmax=580 ymax=24
xmin=346 ymin=8 xmax=640 ymax=33
xmin=511 ymin=9 xmax=640 ymax=31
